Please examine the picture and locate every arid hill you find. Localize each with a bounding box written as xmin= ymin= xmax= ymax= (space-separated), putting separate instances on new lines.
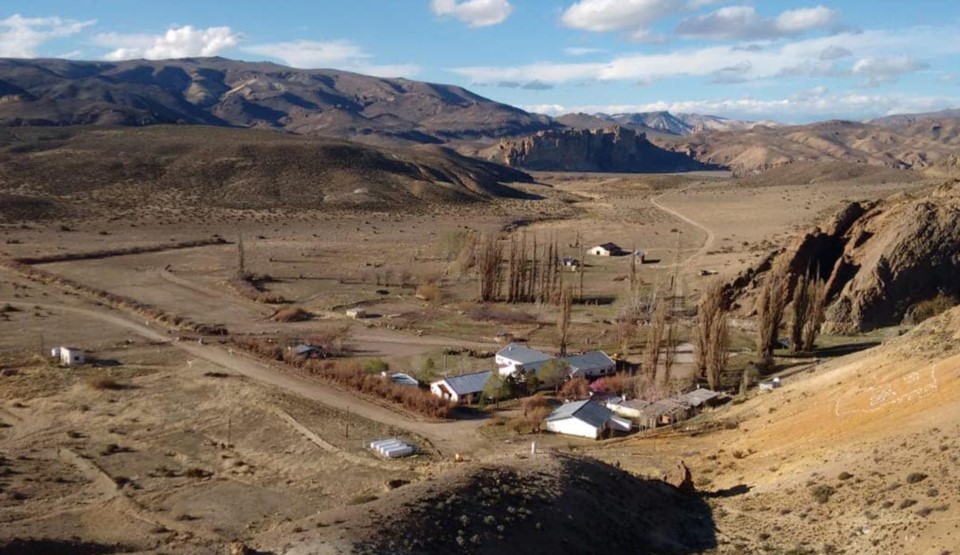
xmin=0 ymin=57 xmax=556 ymax=147
xmin=482 ymin=126 xmax=710 ymax=173
xmin=258 ymin=453 xmax=716 ymax=554
xmin=558 ymin=111 xmax=767 ymax=136
xmin=659 ymin=117 xmax=960 ymax=174
xmin=729 ymin=180 xmax=960 ymax=332
xmin=0 ymin=125 xmax=534 ymax=219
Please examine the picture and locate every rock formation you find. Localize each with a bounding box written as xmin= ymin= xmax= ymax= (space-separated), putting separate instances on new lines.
xmin=731 ymin=181 xmax=960 ymax=332
xmin=485 ymin=126 xmax=710 ymax=172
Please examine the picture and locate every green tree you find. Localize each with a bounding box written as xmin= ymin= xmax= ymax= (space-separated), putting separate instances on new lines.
xmin=483 ymin=372 xmax=505 ymax=406
xmin=363 ymin=358 xmax=390 ymax=374
xmin=538 ymin=359 xmax=571 ymax=393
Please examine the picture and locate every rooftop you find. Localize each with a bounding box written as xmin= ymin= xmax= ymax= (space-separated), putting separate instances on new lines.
xmin=545 ymin=399 xmax=615 ymax=428
xmin=497 ymin=343 xmax=554 ymax=365
xmin=563 ymin=351 xmax=615 ymax=372
xmin=434 ymin=370 xmax=492 ymax=396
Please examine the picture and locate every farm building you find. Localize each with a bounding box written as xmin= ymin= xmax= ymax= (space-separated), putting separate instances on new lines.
xmin=53 ymin=346 xmax=85 ymax=366
xmin=382 ymin=372 xmax=419 ymax=387
xmin=560 ymin=256 xmax=581 ymax=270
xmin=544 ymin=400 xmax=632 ymax=439
xmin=588 ymin=243 xmax=622 ymax=256
xmin=429 ymin=370 xmax=492 ymax=403
xmin=606 ymin=398 xmax=651 ymax=419
xmin=676 ymin=388 xmax=723 ymax=409
xmin=638 ymin=399 xmax=690 ymax=429
xmin=563 ymin=351 xmax=617 ymax=379
xmin=495 ymin=343 xmax=554 ymax=377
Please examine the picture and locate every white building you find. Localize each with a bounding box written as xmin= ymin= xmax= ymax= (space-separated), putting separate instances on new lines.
xmin=57 ymin=347 xmax=85 ymax=366
xmin=588 ymin=243 xmax=622 ymax=256
xmin=563 ymin=351 xmax=617 ymax=379
xmin=495 ymin=343 xmax=554 ymax=377
xmin=346 ymin=308 xmax=367 ymax=319
xmin=544 ymin=400 xmax=632 ymax=439
xmin=429 ymin=370 xmax=492 ymax=403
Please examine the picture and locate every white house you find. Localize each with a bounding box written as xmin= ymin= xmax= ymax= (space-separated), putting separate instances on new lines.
xmin=495 ymin=343 xmax=554 ymax=377
xmin=588 ymin=243 xmax=622 ymax=256
xmin=429 ymin=370 xmax=492 ymax=403
xmin=563 ymin=351 xmax=617 ymax=379
xmin=57 ymin=347 xmax=85 ymax=366
xmin=544 ymin=400 xmax=632 ymax=439
xmin=346 ymin=308 xmax=367 ymax=319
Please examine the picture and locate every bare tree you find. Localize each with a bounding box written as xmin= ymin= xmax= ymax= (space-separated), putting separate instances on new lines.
xmin=757 ymin=265 xmax=788 ymax=359
xmin=802 ymin=273 xmax=826 ymax=352
xmin=696 ymin=280 xmax=729 ymax=390
xmin=557 ymin=286 xmax=572 ymax=356
xmin=237 ymin=234 xmax=246 ymax=276
xmin=788 ymin=274 xmax=810 ymax=355
xmin=477 ymin=233 xmax=503 ymax=302
xmin=644 ymin=297 xmax=667 ymax=382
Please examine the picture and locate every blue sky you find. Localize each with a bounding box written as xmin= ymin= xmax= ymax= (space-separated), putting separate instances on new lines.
xmin=3 ymin=1 xmax=960 ymax=122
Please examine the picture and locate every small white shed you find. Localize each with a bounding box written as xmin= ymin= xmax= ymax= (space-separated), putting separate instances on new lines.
xmin=588 ymin=243 xmax=622 ymax=256
xmin=346 ymin=308 xmax=367 ymax=319
xmin=544 ymin=400 xmax=628 ymax=439
xmin=59 ymin=347 xmax=85 ymax=366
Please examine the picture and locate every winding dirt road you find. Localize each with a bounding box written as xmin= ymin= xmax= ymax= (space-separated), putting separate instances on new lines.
xmin=7 ymin=300 xmax=489 ymax=456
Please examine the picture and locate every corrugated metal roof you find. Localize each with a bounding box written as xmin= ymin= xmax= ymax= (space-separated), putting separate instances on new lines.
xmin=676 ymin=388 xmax=721 ymax=407
xmin=545 ymin=400 xmax=614 ymax=428
xmin=436 ymin=370 xmax=492 ymax=396
xmin=642 ymin=398 xmax=688 ymax=417
xmin=563 ymin=351 xmax=615 ymax=373
xmin=497 ymin=343 xmax=554 ymax=365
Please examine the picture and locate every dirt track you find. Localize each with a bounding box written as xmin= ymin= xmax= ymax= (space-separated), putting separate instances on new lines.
xmin=5 ymin=300 xmax=490 ymax=457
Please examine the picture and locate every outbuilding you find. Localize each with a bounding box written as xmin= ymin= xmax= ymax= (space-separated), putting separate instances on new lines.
xmin=563 ymin=351 xmax=617 ymax=379
xmin=544 ymin=399 xmax=631 ymax=439
xmin=346 ymin=308 xmax=367 ymax=319
xmin=429 ymin=370 xmax=492 ymax=403
xmin=495 ymin=343 xmax=554 ymax=377
xmin=606 ymin=398 xmax=651 ymax=419
xmin=588 ymin=243 xmax=622 ymax=256
xmin=638 ymin=398 xmax=690 ymax=429
xmin=58 ymin=347 xmax=85 ymax=366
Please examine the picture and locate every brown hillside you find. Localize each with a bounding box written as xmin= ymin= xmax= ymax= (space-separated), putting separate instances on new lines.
xmin=0 ymin=125 xmax=534 ymax=219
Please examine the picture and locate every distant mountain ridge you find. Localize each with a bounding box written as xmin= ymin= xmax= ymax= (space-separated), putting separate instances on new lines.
xmin=0 ymin=57 xmax=557 ymax=147
xmin=556 ymin=111 xmax=772 ymax=136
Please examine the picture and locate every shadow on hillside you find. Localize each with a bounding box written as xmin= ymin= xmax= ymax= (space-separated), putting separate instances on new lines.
xmin=816 ymin=341 xmax=881 ymax=358
xmin=703 ymin=483 xmax=752 ymax=498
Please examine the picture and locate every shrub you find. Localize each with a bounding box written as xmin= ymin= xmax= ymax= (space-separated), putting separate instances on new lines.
xmin=363 ymin=358 xmax=390 ymax=374
xmin=559 ymin=377 xmax=589 ymax=400
xmin=415 ymin=284 xmax=443 ymax=304
xmin=838 ymin=471 xmax=853 ymax=481
xmin=271 ymin=307 xmax=312 ymax=322
xmin=86 ymin=375 xmax=123 ymax=391
xmin=907 ymin=294 xmax=956 ymax=324
xmin=810 ymin=484 xmax=835 ymax=504
xmin=906 ymin=472 xmax=928 ymax=484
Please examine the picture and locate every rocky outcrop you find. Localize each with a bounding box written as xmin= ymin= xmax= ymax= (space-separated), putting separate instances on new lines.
xmin=485 ymin=126 xmax=711 ymax=172
xmin=732 ymin=181 xmax=960 ymax=332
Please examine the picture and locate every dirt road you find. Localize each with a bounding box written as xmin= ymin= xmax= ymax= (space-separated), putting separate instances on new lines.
xmin=8 ymin=300 xmax=491 ymax=456
xmin=650 ymin=184 xmax=717 ymax=300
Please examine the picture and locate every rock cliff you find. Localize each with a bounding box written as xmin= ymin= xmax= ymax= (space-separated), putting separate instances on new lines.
xmin=731 ymin=181 xmax=960 ymax=332
xmin=484 ymin=126 xmax=710 ymax=172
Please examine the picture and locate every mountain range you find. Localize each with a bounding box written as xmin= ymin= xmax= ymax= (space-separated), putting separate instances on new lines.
xmin=1 ymin=56 xmax=959 ymax=174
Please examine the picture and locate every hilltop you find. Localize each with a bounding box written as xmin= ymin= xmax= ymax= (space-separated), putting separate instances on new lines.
xmin=0 ymin=57 xmax=556 ymax=147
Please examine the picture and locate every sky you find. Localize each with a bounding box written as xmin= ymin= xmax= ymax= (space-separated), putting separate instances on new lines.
xmin=3 ymin=0 xmax=960 ymax=123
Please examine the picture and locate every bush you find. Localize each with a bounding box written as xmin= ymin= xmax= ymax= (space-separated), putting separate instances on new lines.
xmin=810 ymin=484 xmax=835 ymax=504
xmin=363 ymin=358 xmax=390 ymax=374
xmin=907 ymin=294 xmax=956 ymax=324
xmin=415 ymin=284 xmax=443 ymax=303
xmin=906 ymin=472 xmax=928 ymax=484
xmin=271 ymin=307 xmax=312 ymax=322
xmin=559 ymin=377 xmax=589 ymax=400
xmin=86 ymin=375 xmax=123 ymax=391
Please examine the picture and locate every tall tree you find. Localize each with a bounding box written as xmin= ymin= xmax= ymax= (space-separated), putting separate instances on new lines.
xmin=644 ymin=297 xmax=667 ymax=382
xmin=757 ymin=265 xmax=788 ymax=359
xmin=696 ymin=280 xmax=729 ymax=390
xmin=237 ymin=234 xmax=246 ymax=276
xmin=557 ymin=287 xmax=573 ymax=356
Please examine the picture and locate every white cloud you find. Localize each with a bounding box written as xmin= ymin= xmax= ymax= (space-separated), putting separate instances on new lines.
xmin=677 ymin=5 xmax=837 ymax=40
xmin=852 ymin=55 xmax=929 ymax=86
xmin=243 ymin=40 xmax=419 ymax=77
xmin=0 ymin=13 xmax=94 ymax=58
xmin=564 ymin=47 xmax=606 ymax=56
xmin=520 ymin=90 xmax=960 ymax=122
xmin=819 ymin=45 xmax=852 ymax=60
xmin=452 ymin=27 xmax=955 ymax=87
xmin=94 ymin=25 xmax=240 ymax=60
xmin=560 ymin=0 xmax=682 ymax=39
xmin=431 ymin=0 xmax=513 ymax=27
